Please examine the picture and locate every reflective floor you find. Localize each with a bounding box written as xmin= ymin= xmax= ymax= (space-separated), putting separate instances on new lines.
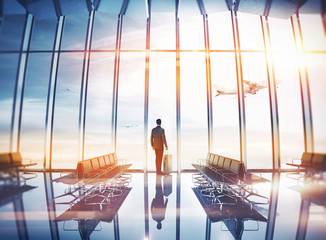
xmin=0 ymin=172 xmax=325 ymax=240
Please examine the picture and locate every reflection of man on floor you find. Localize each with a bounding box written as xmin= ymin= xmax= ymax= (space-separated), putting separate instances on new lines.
xmin=151 ymin=175 xmax=168 ymax=230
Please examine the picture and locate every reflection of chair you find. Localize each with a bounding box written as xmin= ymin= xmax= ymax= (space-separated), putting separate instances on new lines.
xmin=192 ymin=186 xmax=267 ymax=239
xmin=192 ymin=153 xmax=270 ymax=206
xmin=63 ymin=219 xmax=101 ymax=240
xmin=56 ymin=187 xmax=132 ymax=238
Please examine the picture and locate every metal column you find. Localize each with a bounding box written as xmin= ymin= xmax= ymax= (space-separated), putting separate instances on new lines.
xmin=296 ymin=199 xmax=310 ymax=240
xmin=113 ymin=213 xmax=120 ymax=240
xmin=43 ymin=172 xmax=60 ymax=240
xmin=203 ymin=14 xmax=213 ymax=153
xmin=205 ymin=216 xmax=211 ymax=240
xmin=176 ymin=173 xmax=181 ymax=240
xmin=10 ymin=13 xmax=33 ymax=153
xmin=144 ymin=6 xmax=151 ymax=173
xmin=144 ymin=173 xmax=149 ymax=239
xmin=111 ymin=14 xmax=124 ymax=154
xmin=13 ymin=195 xmax=29 ymax=240
xmin=44 ymin=16 xmax=65 ymax=169
xmin=260 ymin=16 xmax=281 ymax=170
xmin=265 ymin=172 xmax=280 ymax=240
xmin=79 ymin=10 xmax=95 ymax=162
xmin=230 ymin=11 xmax=247 ymax=168
xmin=290 ymin=13 xmax=314 ymax=153
xmin=176 ymin=1 xmax=181 ymax=173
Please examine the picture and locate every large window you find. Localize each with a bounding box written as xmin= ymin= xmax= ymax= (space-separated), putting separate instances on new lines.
xmin=84 ymin=53 xmax=115 ymax=159
xmin=1 ymin=7 xmax=325 ymax=171
xmin=241 ymin=52 xmax=273 ymax=169
xmin=116 ymin=52 xmax=145 ymax=169
xmin=180 ymin=52 xmax=208 ymax=169
xmin=268 ymin=17 xmax=305 ymax=167
xmin=211 ymin=53 xmax=240 ymax=160
xmin=0 ymin=54 xmax=19 ymax=152
xmin=20 ymin=53 xmax=52 ymax=168
xmin=52 ymin=53 xmax=83 ymax=169
xmin=148 ymin=53 xmax=176 ymax=171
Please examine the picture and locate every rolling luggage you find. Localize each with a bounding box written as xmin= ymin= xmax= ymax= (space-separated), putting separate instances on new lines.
xmin=163 ymin=151 xmax=172 ymax=174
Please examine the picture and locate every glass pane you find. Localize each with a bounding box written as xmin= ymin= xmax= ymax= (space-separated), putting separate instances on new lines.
xmin=242 ymin=52 xmax=272 ymax=169
xmin=237 ymin=12 xmax=264 ymax=50
xmin=180 ymin=52 xmax=208 ymax=169
xmin=116 ymin=52 xmax=145 ymax=169
xmin=268 ymin=17 xmax=305 ymax=167
xmin=208 ymin=12 xmax=234 ymax=50
xmin=91 ymin=12 xmax=117 ymax=50
xmin=151 ymin=13 xmax=175 ymax=50
xmin=306 ymin=54 xmax=326 ymax=152
xmin=268 ymin=17 xmax=296 ymax=52
xmin=0 ymin=14 xmax=26 ymax=51
xmin=148 ymin=52 xmax=176 ymax=171
xmin=300 ymin=14 xmax=326 ymax=51
xmin=20 ymin=53 xmax=52 ymax=168
xmin=211 ymin=53 xmax=240 ymax=159
xmin=273 ymin=51 xmax=305 ymax=168
xmin=84 ymin=53 xmax=115 ymax=159
xmin=61 ymin=13 xmax=89 ymax=50
xmin=30 ymin=18 xmax=57 ymax=51
xmin=0 ymin=54 xmax=19 ymax=152
xmin=52 ymin=53 xmax=83 ymax=169
xmin=179 ymin=15 xmax=205 ymax=50
xmin=120 ymin=16 xmax=146 ymax=50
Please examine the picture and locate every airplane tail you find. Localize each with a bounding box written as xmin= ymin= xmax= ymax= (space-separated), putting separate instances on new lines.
xmin=215 ymin=90 xmax=224 ymax=96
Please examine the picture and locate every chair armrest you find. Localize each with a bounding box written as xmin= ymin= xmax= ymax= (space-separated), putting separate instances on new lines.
xmin=22 ymin=158 xmax=32 ymax=164
xmin=291 ymin=158 xmax=302 ymax=164
xmin=221 ymin=172 xmax=238 ymax=177
xmin=118 ymin=159 xmax=126 ymax=165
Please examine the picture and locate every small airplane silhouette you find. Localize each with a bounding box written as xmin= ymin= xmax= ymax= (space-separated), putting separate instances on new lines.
xmin=214 ymin=80 xmax=279 ymax=97
xmin=121 ymin=124 xmax=138 ymax=128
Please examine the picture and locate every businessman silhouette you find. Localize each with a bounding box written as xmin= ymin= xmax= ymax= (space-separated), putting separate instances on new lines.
xmin=151 ymin=119 xmax=168 ymax=175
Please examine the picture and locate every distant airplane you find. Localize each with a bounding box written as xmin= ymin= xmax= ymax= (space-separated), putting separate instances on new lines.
xmin=214 ymin=80 xmax=279 ymax=97
xmin=121 ymin=124 xmax=138 ymax=128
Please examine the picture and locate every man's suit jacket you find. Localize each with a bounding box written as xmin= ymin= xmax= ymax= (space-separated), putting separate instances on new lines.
xmin=151 ymin=126 xmax=168 ymax=149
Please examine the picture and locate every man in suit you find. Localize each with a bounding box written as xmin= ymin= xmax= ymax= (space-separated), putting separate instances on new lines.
xmin=151 ymin=119 xmax=168 ymax=174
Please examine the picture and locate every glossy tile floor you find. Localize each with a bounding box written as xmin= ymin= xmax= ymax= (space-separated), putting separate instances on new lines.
xmin=0 ymin=172 xmax=325 ymax=240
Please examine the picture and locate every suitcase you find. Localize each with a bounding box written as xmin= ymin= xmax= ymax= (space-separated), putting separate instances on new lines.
xmin=163 ymin=152 xmax=172 ymax=174
xmin=163 ymin=175 xmax=172 ymax=197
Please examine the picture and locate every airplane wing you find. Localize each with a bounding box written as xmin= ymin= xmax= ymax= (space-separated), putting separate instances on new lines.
xmin=243 ymin=80 xmax=258 ymax=88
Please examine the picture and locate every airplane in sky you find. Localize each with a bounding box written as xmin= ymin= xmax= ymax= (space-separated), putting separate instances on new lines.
xmin=121 ymin=124 xmax=138 ymax=128
xmin=214 ymin=80 xmax=279 ymax=97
